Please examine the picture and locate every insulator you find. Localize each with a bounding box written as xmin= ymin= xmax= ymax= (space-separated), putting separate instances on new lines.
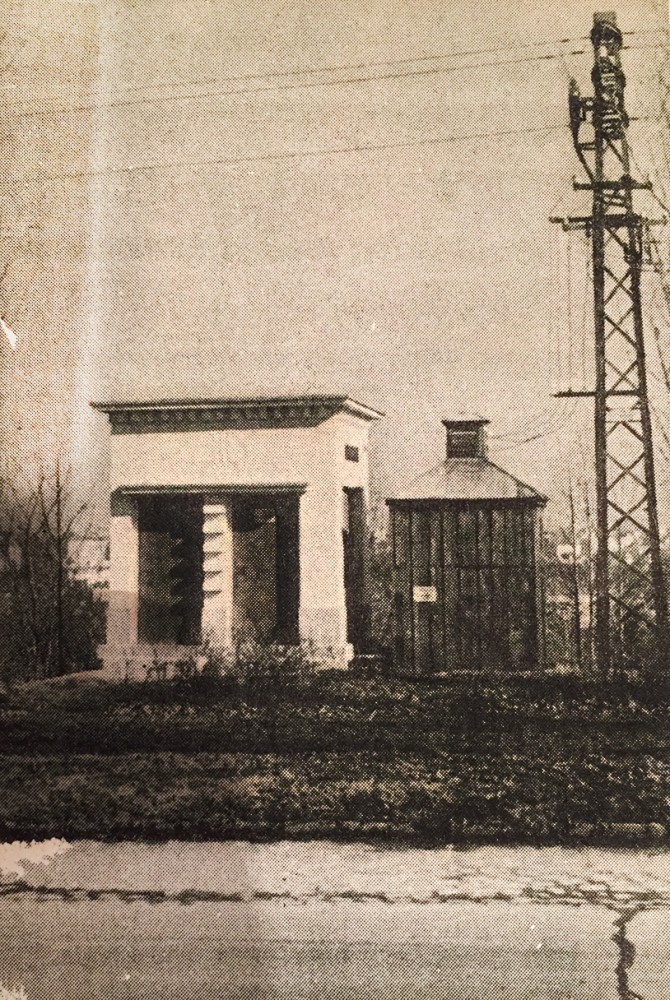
xmin=591 ymin=14 xmax=623 ymax=51
xmin=569 ymin=83 xmax=585 ymax=140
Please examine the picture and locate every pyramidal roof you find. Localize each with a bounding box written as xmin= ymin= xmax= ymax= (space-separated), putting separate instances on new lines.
xmin=389 ymin=457 xmax=547 ymax=504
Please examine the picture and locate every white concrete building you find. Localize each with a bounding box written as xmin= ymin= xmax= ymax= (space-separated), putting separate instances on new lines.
xmin=92 ymin=395 xmax=382 ymax=677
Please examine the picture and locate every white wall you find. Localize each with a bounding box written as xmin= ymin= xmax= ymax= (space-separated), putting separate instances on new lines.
xmin=103 ymin=410 xmax=375 ymax=671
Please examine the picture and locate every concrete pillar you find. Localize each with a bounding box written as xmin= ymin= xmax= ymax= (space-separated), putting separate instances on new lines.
xmin=202 ymin=500 xmax=234 ymax=649
xmin=299 ymin=483 xmax=349 ymax=665
xmin=107 ymin=492 xmax=139 ymax=647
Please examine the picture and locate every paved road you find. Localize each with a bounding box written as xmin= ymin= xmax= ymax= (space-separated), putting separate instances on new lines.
xmin=0 ymin=841 xmax=669 ymax=999
xmin=0 ymin=897 xmax=628 ymax=1000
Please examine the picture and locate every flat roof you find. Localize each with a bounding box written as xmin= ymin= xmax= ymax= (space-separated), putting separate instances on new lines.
xmin=442 ymin=413 xmax=490 ymax=426
xmin=91 ymin=394 xmax=384 ymax=422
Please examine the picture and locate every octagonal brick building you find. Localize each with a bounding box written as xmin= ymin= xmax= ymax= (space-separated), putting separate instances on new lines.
xmin=386 ymin=415 xmax=547 ymax=675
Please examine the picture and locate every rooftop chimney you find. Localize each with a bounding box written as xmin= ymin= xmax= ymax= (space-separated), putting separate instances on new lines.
xmin=442 ymin=415 xmax=489 ymax=460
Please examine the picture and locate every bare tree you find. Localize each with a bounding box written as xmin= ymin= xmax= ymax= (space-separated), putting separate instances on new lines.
xmin=0 ymin=467 xmax=104 ymax=684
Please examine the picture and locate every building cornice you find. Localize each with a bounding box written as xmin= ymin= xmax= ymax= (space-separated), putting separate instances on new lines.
xmin=91 ymin=394 xmax=384 ymax=432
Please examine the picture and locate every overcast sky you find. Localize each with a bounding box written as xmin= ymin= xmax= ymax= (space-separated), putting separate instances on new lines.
xmin=0 ymin=0 xmax=668 ymax=526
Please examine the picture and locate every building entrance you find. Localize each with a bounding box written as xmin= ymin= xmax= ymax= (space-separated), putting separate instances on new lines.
xmin=137 ymin=495 xmax=204 ymax=646
xmin=231 ymin=496 xmax=300 ymax=646
xmin=136 ymin=492 xmax=300 ymax=651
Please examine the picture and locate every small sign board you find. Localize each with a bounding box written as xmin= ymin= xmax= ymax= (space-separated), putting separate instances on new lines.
xmin=413 ymin=585 xmax=437 ymax=603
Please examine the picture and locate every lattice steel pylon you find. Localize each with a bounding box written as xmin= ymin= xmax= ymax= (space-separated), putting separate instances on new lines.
xmin=551 ymin=11 xmax=668 ymax=676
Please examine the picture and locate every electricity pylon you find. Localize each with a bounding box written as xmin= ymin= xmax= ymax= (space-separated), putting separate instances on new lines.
xmin=551 ymin=11 xmax=668 ymax=676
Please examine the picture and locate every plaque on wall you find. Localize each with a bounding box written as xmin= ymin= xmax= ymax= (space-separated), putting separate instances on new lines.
xmin=413 ymin=585 xmax=437 ymax=603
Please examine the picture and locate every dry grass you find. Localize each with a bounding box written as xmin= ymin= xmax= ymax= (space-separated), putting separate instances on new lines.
xmin=1 ymin=673 xmax=669 ymax=844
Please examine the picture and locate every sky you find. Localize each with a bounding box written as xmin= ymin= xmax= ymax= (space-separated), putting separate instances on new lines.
xmin=0 ymin=0 xmax=669 ymax=528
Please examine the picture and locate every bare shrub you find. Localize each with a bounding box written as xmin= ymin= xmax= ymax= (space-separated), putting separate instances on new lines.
xmin=0 ymin=468 xmax=104 ymax=685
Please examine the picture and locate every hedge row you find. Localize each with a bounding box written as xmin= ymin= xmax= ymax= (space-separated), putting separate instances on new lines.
xmin=1 ymin=751 xmax=668 ymax=843
xmin=3 ymin=673 xmax=670 ymax=756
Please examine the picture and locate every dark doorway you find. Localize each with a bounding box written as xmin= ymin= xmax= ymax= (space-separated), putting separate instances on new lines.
xmin=138 ymin=495 xmax=204 ymax=645
xmin=231 ymin=494 xmax=300 ymax=645
xmin=275 ymin=497 xmax=300 ymax=645
xmin=343 ymin=487 xmax=367 ymax=653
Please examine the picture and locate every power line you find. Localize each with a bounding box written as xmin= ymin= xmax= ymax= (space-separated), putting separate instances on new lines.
xmin=8 ymin=41 xmax=655 ymax=122
xmin=580 ymin=240 xmax=591 ymax=391
xmin=567 ymin=234 xmax=574 ymax=386
xmin=2 ymin=31 xmax=601 ymax=107
xmin=628 ymin=141 xmax=670 ymax=215
xmin=648 ymin=396 xmax=670 ymax=465
xmin=491 ymin=396 xmax=576 ymax=443
xmin=5 ymin=26 xmax=663 ymax=105
xmin=116 ymin=32 xmax=598 ymax=93
xmin=645 ymin=144 xmax=670 ymax=212
xmin=492 ymin=400 xmax=578 ymax=451
xmin=554 ymin=222 xmax=565 ymax=389
xmin=547 ymin=209 xmax=559 ymax=396
xmin=6 ymin=49 xmax=596 ymax=120
xmin=493 ymin=427 xmax=565 ymax=450
xmin=3 ymin=121 xmax=566 ymax=189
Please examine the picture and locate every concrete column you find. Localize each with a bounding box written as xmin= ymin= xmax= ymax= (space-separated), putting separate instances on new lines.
xmin=107 ymin=492 xmax=139 ymax=647
xmin=299 ymin=483 xmax=349 ymax=665
xmin=202 ymin=500 xmax=234 ymax=649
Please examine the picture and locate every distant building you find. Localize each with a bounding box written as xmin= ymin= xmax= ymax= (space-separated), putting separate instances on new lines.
xmin=67 ymin=537 xmax=110 ymax=594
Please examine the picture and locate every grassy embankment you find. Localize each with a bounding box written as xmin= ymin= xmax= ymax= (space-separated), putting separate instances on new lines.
xmin=1 ymin=671 xmax=669 ymax=843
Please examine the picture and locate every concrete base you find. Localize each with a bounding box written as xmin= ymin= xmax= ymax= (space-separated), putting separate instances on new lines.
xmin=98 ymin=644 xmax=202 ymax=681
xmin=99 ymin=641 xmax=354 ymax=679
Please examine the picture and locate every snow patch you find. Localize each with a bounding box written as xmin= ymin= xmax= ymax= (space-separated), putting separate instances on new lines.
xmin=0 ymin=839 xmax=71 ymax=880
xmin=0 ymin=983 xmax=27 ymax=1000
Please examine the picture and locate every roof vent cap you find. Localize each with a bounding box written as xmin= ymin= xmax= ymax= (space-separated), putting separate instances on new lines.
xmin=441 ymin=413 xmax=489 ymax=459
